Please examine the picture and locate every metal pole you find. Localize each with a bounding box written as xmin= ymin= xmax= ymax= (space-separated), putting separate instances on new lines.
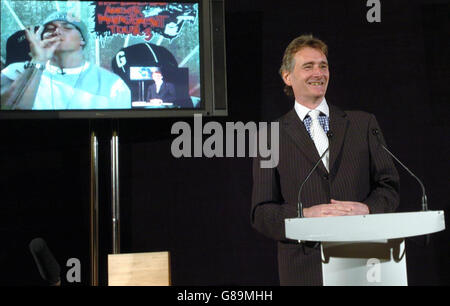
xmin=90 ymin=131 xmax=99 ymax=286
xmin=111 ymin=130 xmax=120 ymax=254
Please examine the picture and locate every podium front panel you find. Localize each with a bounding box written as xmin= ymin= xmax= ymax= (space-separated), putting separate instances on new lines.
xmin=321 ymin=239 xmax=407 ymax=286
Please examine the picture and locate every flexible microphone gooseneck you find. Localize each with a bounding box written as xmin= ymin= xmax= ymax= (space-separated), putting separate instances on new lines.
xmin=372 ymin=128 xmax=428 ymax=211
xmin=297 ymin=148 xmax=329 ymax=218
xmin=297 ymin=132 xmax=333 ymax=218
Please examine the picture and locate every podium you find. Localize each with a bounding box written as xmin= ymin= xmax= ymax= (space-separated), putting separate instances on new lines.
xmin=285 ymin=211 xmax=445 ymax=286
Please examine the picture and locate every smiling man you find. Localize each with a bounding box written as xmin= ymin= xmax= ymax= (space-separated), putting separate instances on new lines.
xmin=147 ymin=70 xmax=176 ymax=105
xmin=1 ymin=11 xmax=131 ymax=110
xmin=251 ymin=34 xmax=400 ymax=285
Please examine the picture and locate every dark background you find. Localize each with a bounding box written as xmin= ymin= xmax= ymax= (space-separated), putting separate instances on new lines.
xmin=0 ymin=0 xmax=449 ymax=286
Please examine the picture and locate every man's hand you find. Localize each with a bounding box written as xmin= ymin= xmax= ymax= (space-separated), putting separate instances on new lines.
xmin=24 ymin=26 xmax=61 ymax=63
xmin=330 ymin=199 xmax=370 ymax=215
xmin=149 ymin=98 xmax=163 ymax=105
xmin=303 ymin=199 xmax=370 ymax=218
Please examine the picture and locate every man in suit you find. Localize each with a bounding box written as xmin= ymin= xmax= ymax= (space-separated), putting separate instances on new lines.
xmin=251 ymin=34 xmax=400 ymax=285
xmin=146 ymin=70 xmax=176 ymax=105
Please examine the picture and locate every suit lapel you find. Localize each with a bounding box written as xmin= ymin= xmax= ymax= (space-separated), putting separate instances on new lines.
xmin=159 ymin=83 xmax=166 ymax=95
xmin=328 ymin=105 xmax=348 ymax=174
xmin=282 ymin=105 xmax=348 ymax=174
xmin=282 ymin=109 xmax=328 ymax=173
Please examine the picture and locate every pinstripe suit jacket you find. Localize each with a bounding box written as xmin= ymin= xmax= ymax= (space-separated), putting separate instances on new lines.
xmin=251 ymin=105 xmax=400 ymax=285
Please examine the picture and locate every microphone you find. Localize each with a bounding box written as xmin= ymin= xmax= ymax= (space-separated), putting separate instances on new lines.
xmin=29 ymin=238 xmax=61 ymax=286
xmin=297 ymin=132 xmax=333 ymax=218
xmin=372 ymin=128 xmax=428 ymax=211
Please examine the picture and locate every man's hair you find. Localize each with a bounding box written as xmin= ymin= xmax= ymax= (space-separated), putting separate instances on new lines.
xmin=279 ymin=34 xmax=328 ymax=97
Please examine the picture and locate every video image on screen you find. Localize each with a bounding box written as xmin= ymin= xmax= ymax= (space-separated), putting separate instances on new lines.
xmin=0 ymin=1 xmax=201 ymax=111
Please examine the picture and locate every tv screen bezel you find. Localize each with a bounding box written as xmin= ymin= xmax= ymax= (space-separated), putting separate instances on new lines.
xmin=0 ymin=0 xmax=227 ymax=119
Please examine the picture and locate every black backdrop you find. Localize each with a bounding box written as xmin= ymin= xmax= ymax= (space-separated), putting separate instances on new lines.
xmin=0 ymin=0 xmax=449 ymax=286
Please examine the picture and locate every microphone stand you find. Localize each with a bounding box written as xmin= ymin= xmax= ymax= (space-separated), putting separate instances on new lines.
xmin=372 ymin=128 xmax=430 ymax=246
xmin=372 ymin=129 xmax=428 ymax=211
xmin=297 ymin=147 xmax=329 ymax=218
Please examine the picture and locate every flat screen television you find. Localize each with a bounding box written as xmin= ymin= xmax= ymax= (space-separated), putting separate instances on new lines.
xmin=0 ymin=0 xmax=227 ymax=119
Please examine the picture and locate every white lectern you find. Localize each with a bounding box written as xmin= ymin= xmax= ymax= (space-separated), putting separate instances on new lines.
xmin=285 ymin=211 xmax=446 ymax=286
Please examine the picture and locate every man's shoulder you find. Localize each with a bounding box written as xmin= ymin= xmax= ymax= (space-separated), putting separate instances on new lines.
xmin=89 ymin=63 xmax=121 ymax=80
xmin=328 ymin=104 xmax=374 ymax=121
xmin=88 ymin=63 xmax=129 ymax=89
xmin=265 ymin=105 xmax=376 ymax=125
xmin=276 ymin=108 xmax=297 ymax=124
xmin=342 ymin=109 xmax=374 ymax=121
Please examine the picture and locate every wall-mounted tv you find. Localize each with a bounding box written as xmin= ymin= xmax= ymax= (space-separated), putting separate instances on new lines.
xmin=0 ymin=0 xmax=227 ymax=119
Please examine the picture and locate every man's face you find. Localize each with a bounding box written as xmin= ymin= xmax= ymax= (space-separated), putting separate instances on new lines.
xmin=152 ymin=72 xmax=163 ymax=82
xmin=282 ymin=47 xmax=329 ymax=105
xmin=42 ymin=21 xmax=85 ymax=52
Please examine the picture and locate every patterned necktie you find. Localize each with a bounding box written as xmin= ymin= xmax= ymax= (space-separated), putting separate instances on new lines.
xmin=308 ymin=109 xmax=329 ymax=172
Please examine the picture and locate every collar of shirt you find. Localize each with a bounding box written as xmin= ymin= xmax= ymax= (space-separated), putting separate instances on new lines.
xmin=46 ymin=61 xmax=90 ymax=75
xmin=294 ymin=98 xmax=329 ymax=122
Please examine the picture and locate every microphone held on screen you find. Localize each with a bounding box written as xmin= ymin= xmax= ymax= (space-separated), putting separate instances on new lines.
xmin=372 ymin=128 xmax=428 ymax=211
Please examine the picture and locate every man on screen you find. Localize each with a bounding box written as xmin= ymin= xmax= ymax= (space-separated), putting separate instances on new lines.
xmin=251 ymin=34 xmax=400 ymax=285
xmin=0 ymin=11 xmax=131 ymax=110
xmin=146 ymin=70 xmax=176 ymax=105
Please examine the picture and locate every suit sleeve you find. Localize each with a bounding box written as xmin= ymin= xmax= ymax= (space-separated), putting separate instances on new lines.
xmin=146 ymin=85 xmax=153 ymax=101
xmin=251 ymin=138 xmax=298 ymax=242
xmin=165 ymin=83 xmax=176 ymax=103
xmin=363 ymin=114 xmax=400 ymax=214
